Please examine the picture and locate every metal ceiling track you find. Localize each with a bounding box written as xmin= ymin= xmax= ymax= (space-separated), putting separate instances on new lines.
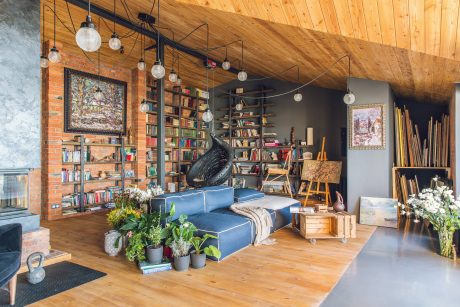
xmin=65 ymin=0 xmax=240 ymax=74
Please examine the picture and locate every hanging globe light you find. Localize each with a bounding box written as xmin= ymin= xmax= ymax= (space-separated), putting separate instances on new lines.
xmin=168 ymin=69 xmax=178 ymax=82
xmin=202 ymin=109 xmax=214 ymax=122
xmin=108 ymin=33 xmax=121 ymax=50
xmin=48 ymin=47 xmax=61 ymax=63
xmin=238 ymin=70 xmax=247 ymax=81
xmin=40 ymin=55 xmax=49 ymax=68
xmin=94 ymin=86 xmax=104 ymax=100
xmin=176 ymin=75 xmax=182 ymax=86
xmin=293 ymin=90 xmax=303 ymax=102
xmin=343 ymin=90 xmax=356 ymax=105
xmin=222 ymin=58 xmax=231 ymax=71
xmin=140 ymin=100 xmax=150 ymax=113
xmin=76 ymin=15 xmax=101 ymax=52
xmin=151 ymin=61 xmax=165 ymax=79
xmin=137 ymin=58 xmax=146 ymax=71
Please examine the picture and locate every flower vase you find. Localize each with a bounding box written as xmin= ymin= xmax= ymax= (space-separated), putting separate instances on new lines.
xmin=438 ymin=228 xmax=455 ymax=258
xmin=104 ymin=230 xmax=122 ymax=256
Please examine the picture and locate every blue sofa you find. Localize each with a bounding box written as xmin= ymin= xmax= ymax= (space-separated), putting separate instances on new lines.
xmin=150 ymin=186 xmax=300 ymax=261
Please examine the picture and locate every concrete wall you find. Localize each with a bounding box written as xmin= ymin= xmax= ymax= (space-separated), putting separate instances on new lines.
xmin=347 ymin=77 xmax=394 ymax=214
xmin=0 ymin=0 xmax=40 ymax=169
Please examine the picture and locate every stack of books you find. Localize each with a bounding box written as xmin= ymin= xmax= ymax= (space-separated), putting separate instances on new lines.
xmin=138 ymin=260 xmax=172 ymax=275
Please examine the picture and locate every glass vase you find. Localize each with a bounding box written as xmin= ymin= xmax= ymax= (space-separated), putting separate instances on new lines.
xmin=438 ymin=228 xmax=454 ymax=258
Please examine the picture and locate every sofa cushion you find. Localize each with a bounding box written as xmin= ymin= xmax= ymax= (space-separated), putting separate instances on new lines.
xmin=199 ymin=186 xmax=235 ymax=212
xmin=0 ymin=251 xmax=20 ymax=287
xmin=211 ymin=208 xmax=276 ymax=242
xmin=187 ymin=212 xmax=252 ymax=260
xmin=150 ymin=190 xmax=205 ymax=220
xmin=234 ymin=188 xmax=264 ymax=203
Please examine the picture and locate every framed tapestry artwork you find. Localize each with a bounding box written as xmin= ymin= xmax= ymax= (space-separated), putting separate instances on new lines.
xmin=359 ymin=197 xmax=398 ymax=228
xmin=64 ymin=68 xmax=127 ymax=135
xmin=348 ymin=103 xmax=385 ymax=150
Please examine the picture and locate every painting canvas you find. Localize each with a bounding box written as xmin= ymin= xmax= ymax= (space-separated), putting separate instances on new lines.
xmin=360 ymin=197 xmax=398 ymax=228
xmin=64 ymin=68 xmax=127 ymax=135
xmin=301 ymin=160 xmax=342 ymax=184
xmin=349 ymin=104 xmax=385 ymax=149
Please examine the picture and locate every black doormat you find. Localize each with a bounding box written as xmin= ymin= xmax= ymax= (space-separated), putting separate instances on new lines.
xmin=0 ymin=261 xmax=106 ymax=307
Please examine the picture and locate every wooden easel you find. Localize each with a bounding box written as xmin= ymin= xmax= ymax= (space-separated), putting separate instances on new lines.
xmin=298 ymin=137 xmax=332 ymax=207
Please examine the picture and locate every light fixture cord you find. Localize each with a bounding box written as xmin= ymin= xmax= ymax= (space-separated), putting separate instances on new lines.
xmin=42 ymin=4 xmax=45 ymax=54
xmin=347 ymin=56 xmax=351 ymax=92
xmin=53 ymin=0 xmax=56 ymax=48
xmin=113 ymin=0 xmax=116 ymax=33
xmin=156 ymin=0 xmax=160 ymax=62
xmin=241 ymin=40 xmax=244 ymax=69
xmin=88 ymin=0 xmax=91 ymax=15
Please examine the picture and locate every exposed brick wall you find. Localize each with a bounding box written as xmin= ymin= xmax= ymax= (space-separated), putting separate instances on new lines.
xmin=42 ymin=40 xmax=146 ymax=220
xmin=22 ymin=227 xmax=50 ymax=263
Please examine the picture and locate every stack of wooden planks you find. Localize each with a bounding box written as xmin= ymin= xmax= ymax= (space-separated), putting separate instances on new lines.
xmin=395 ymin=173 xmax=420 ymax=205
xmin=394 ymin=107 xmax=449 ymax=167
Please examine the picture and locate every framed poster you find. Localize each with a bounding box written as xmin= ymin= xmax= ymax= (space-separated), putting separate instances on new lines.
xmin=349 ymin=104 xmax=385 ymax=150
xmin=359 ymin=197 xmax=398 ymax=228
xmin=64 ymin=68 xmax=127 ymax=135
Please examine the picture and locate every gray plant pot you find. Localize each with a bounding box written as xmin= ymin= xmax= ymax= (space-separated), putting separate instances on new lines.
xmin=146 ymin=245 xmax=163 ymax=265
xmin=190 ymin=251 xmax=206 ymax=269
xmin=174 ymin=255 xmax=190 ymax=271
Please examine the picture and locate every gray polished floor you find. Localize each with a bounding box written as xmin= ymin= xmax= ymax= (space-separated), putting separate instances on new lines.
xmin=322 ymin=220 xmax=460 ymax=307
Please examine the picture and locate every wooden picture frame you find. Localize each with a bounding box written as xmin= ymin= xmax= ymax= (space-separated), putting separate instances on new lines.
xmin=64 ymin=68 xmax=127 ymax=135
xmin=348 ymin=103 xmax=385 ymax=150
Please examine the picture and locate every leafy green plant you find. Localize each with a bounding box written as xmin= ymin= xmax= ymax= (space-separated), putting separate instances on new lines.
xmin=165 ymin=214 xmax=197 ymax=257
xmin=190 ymin=234 xmax=221 ymax=259
xmin=125 ymin=232 xmax=146 ymax=262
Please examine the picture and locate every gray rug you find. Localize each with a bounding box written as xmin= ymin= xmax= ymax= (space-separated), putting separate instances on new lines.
xmin=0 ymin=261 xmax=106 ymax=307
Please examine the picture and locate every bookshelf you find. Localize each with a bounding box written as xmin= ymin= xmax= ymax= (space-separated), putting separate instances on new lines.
xmin=61 ymin=135 xmax=137 ymax=216
xmin=144 ymin=78 xmax=159 ymax=186
xmin=162 ymin=85 xmax=209 ymax=192
xmin=217 ymin=87 xmax=308 ymax=196
xmin=392 ymin=104 xmax=451 ymax=205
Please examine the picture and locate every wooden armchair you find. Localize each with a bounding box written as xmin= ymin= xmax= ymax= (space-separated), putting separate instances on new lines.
xmin=260 ymin=148 xmax=293 ymax=198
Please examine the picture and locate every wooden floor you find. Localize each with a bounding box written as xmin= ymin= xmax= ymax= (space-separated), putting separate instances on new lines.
xmin=40 ymin=213 xmax=376 ymax=307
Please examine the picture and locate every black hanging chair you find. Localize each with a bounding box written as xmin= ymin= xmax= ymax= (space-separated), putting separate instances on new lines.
xmin=186 ymin=133 xmax=233 ymax=188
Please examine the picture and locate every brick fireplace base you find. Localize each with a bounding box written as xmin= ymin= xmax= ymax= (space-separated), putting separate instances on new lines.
xmin=21 ymin=227 xmax=50 ymax=263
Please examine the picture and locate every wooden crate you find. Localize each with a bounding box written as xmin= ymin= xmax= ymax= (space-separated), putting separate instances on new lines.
xmin=298 ymin=211 xmax=356 ymax=243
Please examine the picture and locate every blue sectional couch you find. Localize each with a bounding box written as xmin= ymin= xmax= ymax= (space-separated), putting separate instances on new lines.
xmin=150 ymin=186 xmax=300 ymax=261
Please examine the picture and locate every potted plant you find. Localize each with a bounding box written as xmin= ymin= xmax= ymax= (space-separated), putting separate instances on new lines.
xmin=145 ymin=215 xmax=165 ymax=265
xmin=105 ymin=194 xmax=141 ymax=256
xmin=165 ymin=214 xmax=197 ymax=271
xmin=404 ymin=184 xmax=460 ymax=258
xmin=190 ymin=234 xmax=221 ymax=269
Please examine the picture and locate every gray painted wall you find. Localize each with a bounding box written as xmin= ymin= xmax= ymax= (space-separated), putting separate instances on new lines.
xmin=347 ymin=77 xmax=394 ymax=214
xmin=450 ymin=84 xmax=460 ymax=194
xmin=0 ymin=0 xmax=41 ymax=169
xmin=211 ymin=78 xmax=347 ymax=188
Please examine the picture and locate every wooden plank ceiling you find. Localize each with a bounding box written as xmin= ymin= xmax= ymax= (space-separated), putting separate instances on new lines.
xmin=43 ymin=0 xmax=460 ymax=103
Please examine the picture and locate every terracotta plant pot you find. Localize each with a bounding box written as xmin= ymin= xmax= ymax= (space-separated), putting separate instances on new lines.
xmin=190 ymin=251 xmax=206 ymax=269
xmin=174 ymin=255 xmax=190 ymax=271
xmin=146 ymin=245 xmax=163 ymax=265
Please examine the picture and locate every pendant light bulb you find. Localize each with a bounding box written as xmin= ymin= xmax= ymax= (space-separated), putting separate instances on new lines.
xmin=293 ymin=90 xmax=303 ymax=102
xmin=48 ymin=47 xmax=61 ymax=63
xmin=137 ymin=59 xmax=146 ymax=71
xmin=202 ymin=109 xmax=214 ymax=123
xmin=176 ymin=75 xmax=182 ymax=86
xmin=76 ymin=15 xmax=101 ymax=52
xmin=343 ymin=90 xmax=356 ymax=105
xmin=238 ymin=70 xmax=247 ymax=81
xmin=40 ymin=55 xmax=49 ymax=68
xmin=109 ymin=33 xmax=121 ymax=50
xmin=168 ymin=69 xmax=178 ymax=82
xmin=94 ymin=87 xmax=104 ymax=100
xmin=140 ymin=100 xmax=150 ymax=113
xmin=151 ymin=61 xmax=165 ymax=79
xmin=222 ymin=58 xmax=231 ymax=71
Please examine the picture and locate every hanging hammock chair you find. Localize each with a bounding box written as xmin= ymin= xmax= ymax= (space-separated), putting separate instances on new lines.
xmin=186 ymin=133 xmax=233 ymax=188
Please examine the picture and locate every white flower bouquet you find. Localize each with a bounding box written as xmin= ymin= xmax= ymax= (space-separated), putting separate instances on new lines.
xmin=404 ymin=185 xmax=460 ymax=258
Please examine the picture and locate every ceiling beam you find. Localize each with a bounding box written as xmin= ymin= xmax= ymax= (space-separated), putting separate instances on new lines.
xmin=65 ymin=0 xmax=239 ymax=74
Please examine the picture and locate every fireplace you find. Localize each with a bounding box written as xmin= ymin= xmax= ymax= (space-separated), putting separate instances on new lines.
xmin=0 ymin=169 xmax=29 ymax=217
